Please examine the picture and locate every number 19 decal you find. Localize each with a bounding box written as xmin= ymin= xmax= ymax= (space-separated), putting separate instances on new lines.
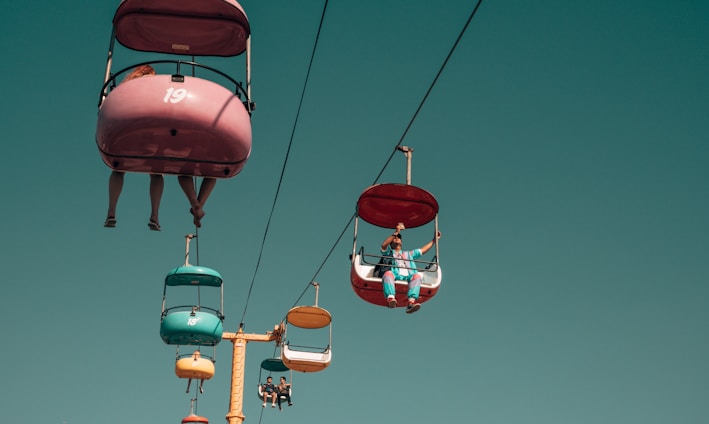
xmin=164 ymin=87 xmax=188 ymax=103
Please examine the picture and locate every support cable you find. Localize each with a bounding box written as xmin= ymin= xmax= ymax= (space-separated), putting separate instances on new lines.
xmin=304 ymin=0 xmax=485 ymax=291
xmin=239 ymin=0 xmax=330 ymax=326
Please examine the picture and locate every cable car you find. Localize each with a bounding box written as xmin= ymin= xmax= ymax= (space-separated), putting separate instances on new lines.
xmin=256 ymin=358 xmax=292 ymax=405
xmin=350 ymin=147 xmax=442 ymax=308
xmin=182 ymin=415 xmax=209 ymax=424
xmin=96 ymin=0 xmax=253 ymax=178
xmin=176 ymin=349 xmax=215 ymax=393
xmin=160 ymin=235 xmax=224 ymax=346
xmin=181 ymin=399 xmax=209 ymax=424
xmin=281 ymin=284 xmax=332 ymax=372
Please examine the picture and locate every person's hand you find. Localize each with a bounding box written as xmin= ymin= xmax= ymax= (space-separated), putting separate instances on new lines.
xmin=396 ymin=222 xmax=406 ymax=232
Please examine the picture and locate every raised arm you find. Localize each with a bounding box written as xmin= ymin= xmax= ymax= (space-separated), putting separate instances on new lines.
xmin=381 ymin=222 xmax=405 ymax=250
xmin=420 ymin=231 xmax=441 ymax=255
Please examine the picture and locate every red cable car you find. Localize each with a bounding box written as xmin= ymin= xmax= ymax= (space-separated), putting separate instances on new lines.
xmin=350 ymin=147 xmax=442 ymax=307
xmin=96 ymin=0 xmax=253 ymax=178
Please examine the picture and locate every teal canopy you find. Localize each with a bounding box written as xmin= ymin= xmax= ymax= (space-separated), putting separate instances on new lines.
xmin=165 ymin=265 xmax=223 ymax=287
xmin=260 ymin=358 xmax=289 ymax=372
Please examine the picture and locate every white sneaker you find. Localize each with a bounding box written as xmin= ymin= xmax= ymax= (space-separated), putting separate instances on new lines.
xmin=262 ymin=403 xmax=266 ymax=407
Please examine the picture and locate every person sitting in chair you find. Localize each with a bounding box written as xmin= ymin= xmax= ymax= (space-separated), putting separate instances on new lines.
xmin=380 ymin=222 xmax=441 ymax=313
xmin=261 ymin=376 xmax=277 ymax=408
xmin=276 ymin=376 xmax=293 ymax=410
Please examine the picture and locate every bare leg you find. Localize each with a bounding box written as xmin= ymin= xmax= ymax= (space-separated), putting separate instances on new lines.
xmin=105 ymin=171 xmax=124 ymax=226
xmin=197 ymin=178 xmax=217 ymax=207
xmin=148 ymin=174 xmax=164 ymax=229
xmin=178 ymin=176 xmax=205 ymax=227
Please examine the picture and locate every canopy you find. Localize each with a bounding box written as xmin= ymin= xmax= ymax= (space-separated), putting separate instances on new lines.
xmin=165 ymin=266 xmax=223 ymax=287
xmin=182 ymin=414 xmax=209 ymax=424
xmin=357 ymin=183 xmax=438 ymax=228
xmin=286 ymin=306 xmax=332 ymax=329
xmin=260 ymin=358 xmax=290 ymax=373
xmin=113 ymin=0 xmax=250 ymax=56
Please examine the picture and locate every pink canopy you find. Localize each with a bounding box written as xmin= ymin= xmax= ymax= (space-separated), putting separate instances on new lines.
xmin=113 ymin=0 xmax=250 ymax=56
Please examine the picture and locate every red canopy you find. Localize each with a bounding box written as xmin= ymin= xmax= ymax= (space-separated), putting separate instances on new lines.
xmin=357 ymin=183 xmax=438 ymax=229
xmin=182 ymin=415 xmax=209 ymax=424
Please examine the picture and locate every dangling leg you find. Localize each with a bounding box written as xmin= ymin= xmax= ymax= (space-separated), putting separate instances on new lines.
xmin=185 ymin=378 xmax=192 ymax=393
xmin=198 ymin=378 xmax=204 ymax=394
xmin=197 ymin=178 xmax=216 ymax=208
xmin=105 ymin=171 xmax=124 ymax=227
xmin=178 ymin=176 xmax=204 ymax=227
xmin=406 ymin=274 xmax=422 ymax=314
xmin=193 ymin=177 xmax=216 ymax=226
xmin=382 ymin=271 xmax=397 ymax=308
xmin=148 ymin=174 xmax=164 ymax=230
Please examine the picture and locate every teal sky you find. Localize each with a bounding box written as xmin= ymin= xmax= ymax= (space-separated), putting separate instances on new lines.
xmin=1 ymin=1 xmax=708 ymax=423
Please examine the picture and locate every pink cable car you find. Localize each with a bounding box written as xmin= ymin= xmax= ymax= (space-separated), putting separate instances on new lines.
xmin=96 ymin=0 xmax=253 ymax=178
xmin=350 ymin=147 xmax=443 ymax=308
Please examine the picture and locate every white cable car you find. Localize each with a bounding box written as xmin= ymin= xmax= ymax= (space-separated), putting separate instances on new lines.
xmin=281 ymin=283 xmax=332 ymax=372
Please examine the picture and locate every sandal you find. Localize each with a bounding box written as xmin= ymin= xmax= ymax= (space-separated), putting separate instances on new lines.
xmin=148 ymin=220 xmax=161 ymax=231
xmin=104 ymin=217 xmax=117 ymax=228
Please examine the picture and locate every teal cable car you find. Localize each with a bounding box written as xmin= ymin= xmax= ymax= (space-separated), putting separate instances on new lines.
xmin=160 ymin=235 xmax=224 ymax=346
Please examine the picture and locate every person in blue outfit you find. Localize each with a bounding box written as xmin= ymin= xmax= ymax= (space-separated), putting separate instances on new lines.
xmin=380 ymin=222 xmax=441 ymax=313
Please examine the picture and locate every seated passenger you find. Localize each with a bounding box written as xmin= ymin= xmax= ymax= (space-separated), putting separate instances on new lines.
xmin=276 ymin=376 xmax=293 ymax=410
xmin=104 ymin=65 xmax=164 ymax=231
xmin=261 ymin=376 xmax=277 ymax=408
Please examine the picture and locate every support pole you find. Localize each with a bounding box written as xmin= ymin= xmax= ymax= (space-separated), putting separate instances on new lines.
xmin=397 ymin=146 xmax=414 ymax=185
xmin=222 ymin=324 xmax=284 ymax=424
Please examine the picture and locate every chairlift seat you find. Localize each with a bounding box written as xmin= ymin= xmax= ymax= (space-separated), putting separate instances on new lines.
xmin=96 ymin=75 xmax=252 ymax=178
xmin=175 ymin=352 xmax=215 ymax=380
xmin=281 ymin=344 xmax=331 ymax=373
xmin=257 ymin=384 xmax=292 ymax=402
xmin=160 ymin=311 xmax=223 ymax=346
xmin=182 ymin=414 xmax=209 ymax=424
xmin=350 ymin=253 xmax=442 ymax=307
